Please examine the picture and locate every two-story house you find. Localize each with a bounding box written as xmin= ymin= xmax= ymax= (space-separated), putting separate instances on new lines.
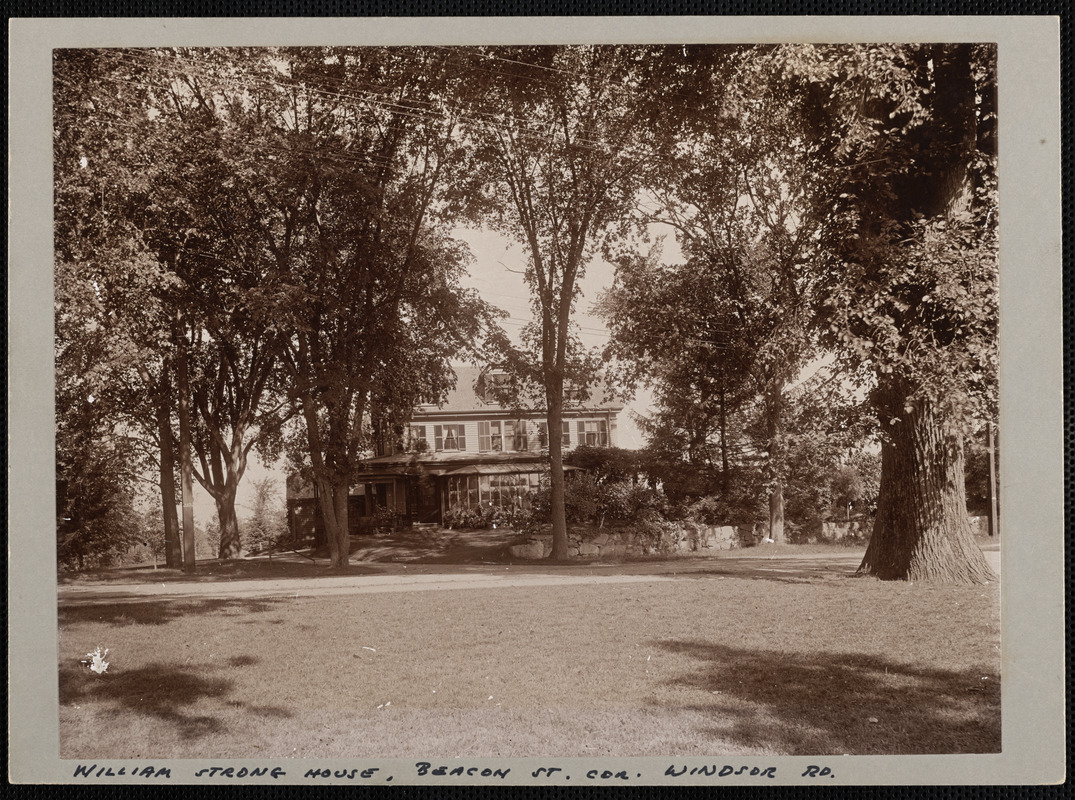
xmin=287 ymin=365 xmax=623 ymax=538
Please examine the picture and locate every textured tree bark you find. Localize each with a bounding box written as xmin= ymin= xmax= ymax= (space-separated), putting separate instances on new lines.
xmin=768 ymin=482 xmax=785 ymax=545
xmin=858 ymin=46 xmax=996 ymax=584
xmin=155 ymin=370 xmax=181 ymax=568
xmin=859 ymin=379 xmax=996 ymax=583
xmin=331 ymin=480 xmax=351 ymax=569
xmin=719 ymin=384 xmax=729 ymax=495
xmin=313 ymin=478 xmax=352 ymax=569
xmin=764 ymin=380 xmax=786 ymax=544
xmin=176 ymin=329 xmax=196 ymax=573
xmin=214 ymin=486 xmax=242 ymax=560
xmin=547 ymin=389 xmax=570 ymax=561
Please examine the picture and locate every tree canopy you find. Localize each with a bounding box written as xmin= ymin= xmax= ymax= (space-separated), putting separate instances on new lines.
xmin=55 ymin=43 xmax=999 ymax=582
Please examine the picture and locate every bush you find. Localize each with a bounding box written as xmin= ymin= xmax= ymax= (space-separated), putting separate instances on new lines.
xmin=372 ymin=505 xmax=402 ymax=533
xmin=602 ymin=480 xmax=664 ymax=522
xmin=442 ymin=503 xmax=532 ymax=531
xmin=684 ymin=492 xmax=765 ymax=527
xmin=627 ymin=509 xmax=686 ymax=554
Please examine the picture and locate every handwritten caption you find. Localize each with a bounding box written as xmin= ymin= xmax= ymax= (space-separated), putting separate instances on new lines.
xmin=73 ymin=762 xmax=837 ymax=783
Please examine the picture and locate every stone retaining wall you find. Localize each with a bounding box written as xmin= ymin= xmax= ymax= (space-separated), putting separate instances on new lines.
xmin=509 ymin=514 xmax=988 ymax=558
xmin=508 ymin=523 xmax=745 ymax=560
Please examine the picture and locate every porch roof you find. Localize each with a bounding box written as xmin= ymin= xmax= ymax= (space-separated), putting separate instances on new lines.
xmin=443 ymin=463 xmax=580 ymax=476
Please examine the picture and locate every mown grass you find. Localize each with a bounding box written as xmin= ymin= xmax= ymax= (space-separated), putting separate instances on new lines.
xmin=58 ymin=556 xmax=1000 ymax=758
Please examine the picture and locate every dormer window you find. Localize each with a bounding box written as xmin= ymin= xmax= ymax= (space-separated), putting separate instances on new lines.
xmin=480 ymin=369 xmax=511 ymax=404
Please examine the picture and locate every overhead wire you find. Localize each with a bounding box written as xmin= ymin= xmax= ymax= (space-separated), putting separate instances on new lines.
xmin=63 ymin=47 xmax=771 ymax=356
xmin=85 ymin=47 xmax=709 ymax=163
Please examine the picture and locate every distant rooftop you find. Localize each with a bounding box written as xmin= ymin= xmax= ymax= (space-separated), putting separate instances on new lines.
xmin=417 ymin=364 xmax=623 ymax=415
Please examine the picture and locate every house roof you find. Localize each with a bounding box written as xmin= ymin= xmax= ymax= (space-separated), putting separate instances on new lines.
xmin=416 ymin=364 xmax=624 ymax=417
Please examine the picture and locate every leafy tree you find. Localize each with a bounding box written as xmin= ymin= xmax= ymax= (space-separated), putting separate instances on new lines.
xmin=963 ymin=425 xmax=999 ymax=518
xmin=601 ymin=243 xmax=759 ymax=499
xmin=55 ymin=295 xmax=146 ymax=572
xmin=123 ymin=48 xmax=299 ymax=561
xmin=564 ymin=445 xmax=640 ymax=486
xmin=246 ymin=477 xmax=288 ymax=553
xmin=242 ymin=47 xmax=491 ymax=568
xmin=54 ymin=47 xmax=288 ymax=568
xmin=777 ymin=43 xmax=999 ymax=581
xmin=750 ymin=367 xmax=877 ymax=529
xmin=468 ymin=45 xmax=680 ymax=559
xmin=603 ymin=46 xmax=831 ymax=543
xmin=53 ymin=48 xmax=189 ymax=567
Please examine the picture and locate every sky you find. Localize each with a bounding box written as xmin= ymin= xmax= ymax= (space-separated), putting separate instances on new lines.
xmin=450 ymin=225 xmax=669 ymax=448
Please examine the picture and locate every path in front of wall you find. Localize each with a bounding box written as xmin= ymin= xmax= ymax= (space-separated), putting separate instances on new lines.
xmin=57 ymin=545 xmax=999 ymax=607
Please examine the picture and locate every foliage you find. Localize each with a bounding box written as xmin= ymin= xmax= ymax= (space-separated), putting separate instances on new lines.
xmin=768 ymin=42 xmax=1001 ymax=431
xmin=53 ymin=47 xmax=299 ymax=563
xmin=56 ymin=456 xmax=143 ymax=573
xmin=465 ymin=45 xmax=687 ymax=559
xmin=774 ymin=43 xmax=999 ymax=581
xmin=55 ymin=271 xmax=148 ymax=572
xmin=371 ymin=505 xmax=403 ymax=534
xmin=256 ymin=47 xmax=494 ymax=567
xmin=442 ymin=503 xmax=531 ymax=532
xmin=685 ymin=491 xmax=766 ymax=529
xmin=246 ymin=478 xmax=289 ymax=552
xmin=564 ymin=445 xmax=640 ymax=485
xmin=52 ymin=45 xmax=999 ymax=579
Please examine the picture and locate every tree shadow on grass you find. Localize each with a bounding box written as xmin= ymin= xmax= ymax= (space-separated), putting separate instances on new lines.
xmin=60 ymin=655 xmax=292 ymax=742
xmin=654 ymin=640 xmax=1000 ymax=755
xmin=669 ymin=555 xmax=866 ymax=585
xmin=60 ymin=558 xmax=387 ymax=587
xmin=58 ymin=597 xmax=285 ymax=627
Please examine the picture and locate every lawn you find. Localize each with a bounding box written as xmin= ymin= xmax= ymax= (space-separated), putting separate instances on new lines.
xmin=57 ymin=547 xmax=1001 ymax=758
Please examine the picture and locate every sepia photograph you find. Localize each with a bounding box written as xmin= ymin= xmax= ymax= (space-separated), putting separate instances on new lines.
xmin=9 ymin=16 xmax=1063 ymax=786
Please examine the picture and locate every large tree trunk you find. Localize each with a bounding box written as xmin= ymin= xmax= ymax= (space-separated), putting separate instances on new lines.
xmin=204 ymin=444 xmax=245 ymax=560
xmin=858 ymin=46 xmax=995 ymax=584
xmin=317 ymin=478 xmax=351 ymax=569
xmin=764 ymin=380 xmax=786 ymax=544
xmin=214 ymin=486 xmax=242 ymax=560
xmin=768 ymin=482 xmax=785 ymax=545
xmin=547 ymin=389 xmax=570 ymax=560
xmin=176 ymin=325 xmax=196 ymax=572
xmin=859 ymin=379 xmax=996 ymax=583
xmin=719 ymin=384 xmax=729 ymax=495
xmin=155 ymin=372 xmax=182 ymax=568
